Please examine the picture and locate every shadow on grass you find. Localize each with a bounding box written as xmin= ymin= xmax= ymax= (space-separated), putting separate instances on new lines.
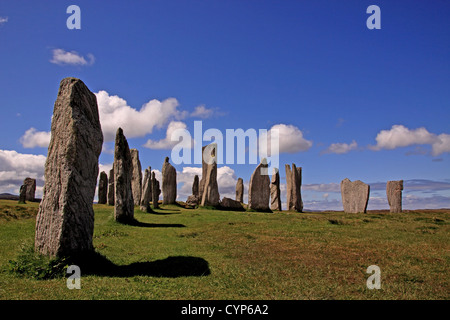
xmin=150 ymin=207 xmax=182 ymax=215
xmin=117 ymin=218 xmax=186 ymax=228
xmin=69 ymin=251 xmax=211 ymax=278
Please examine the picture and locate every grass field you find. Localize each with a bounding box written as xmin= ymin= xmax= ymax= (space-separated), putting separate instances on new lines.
xmin=0 ymin=199 xmax=448 ymax=300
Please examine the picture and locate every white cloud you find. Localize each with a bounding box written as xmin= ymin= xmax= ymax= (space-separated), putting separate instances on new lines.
xmin=432 ymin=133 xmax=450 ymax=156
xmin=259 ymin=124 xmax=312 ymax=155
xmin=370 ymin=125 xmax=450 ymax=156
xmin=19 ymin=128 xmax=51 ymax=148
xmin=50 ymin=49 xmax=95 ymax=66
xmin=322 ymin=140 xmax=358 ymax=155
xmin=0 ymin=150 xmax=46 ymax=197
xmin=143 ymin=121 xmax=193 ymax=150
xmin=191 ymin=105 xmax=214 ymax=119
xmin=96 ymin=90 xmax=186 ymax=142
xmin=0 ymin=16 xmax=8 ymax=25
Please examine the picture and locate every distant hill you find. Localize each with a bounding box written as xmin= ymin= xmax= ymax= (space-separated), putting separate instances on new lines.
xmin=0 ymin=193 xmax=19 ymax=200
xmin=0 ymin=193 xmax=41 ymax=202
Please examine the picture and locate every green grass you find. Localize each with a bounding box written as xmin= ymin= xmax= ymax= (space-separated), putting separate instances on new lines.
xmin=0 ymin=199 xmax=448 ymax=299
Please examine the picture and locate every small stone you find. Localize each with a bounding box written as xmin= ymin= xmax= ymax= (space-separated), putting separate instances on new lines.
xmin=185 ymin=195 xmax=199 ymax=208
xmin=220 ymin=197 xmax=244 ymax=210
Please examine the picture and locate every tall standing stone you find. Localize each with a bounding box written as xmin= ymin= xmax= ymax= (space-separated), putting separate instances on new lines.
xmin=387 ymin=180 xmax=403 ymax=213
xmin=130 ymin=149 xmax=142 ymax=206
xmin=140 ymin=167 xmax=153 ymax=213
xmin=248 ymin=160 xmax=271 ymax=211
xmin=236 ymin=178 xmax=244 ymax=203
xmin=23 ymin=178 xmax=36 ymax=201
xmin=340 ymin=178 xmax=370 ymax=213
xmin=200 ymin=144 xmax=220 ymax=207
xmin=162 ymin=157 xmax=177 ymax=204
xmin=151 ymin=171 xmax=160 ymax=209
xmin=192 ymin=175 xmax=199 ymax=198
xmin=35 ymin=78 xmax=103 ymax=257
xmin=285 ymin=164 xmax=303 ymax=212
xmin=107 ymin=168 xmax=114 ymax=205
xmin=18 ymin=185 xmax=27 ymax=204
xmin=270 ymin=168 xmax=282 ymax=211
xmin=114 ymin=128 xmax=134 ymax=223
xmin=98 ymin=171 xmax=108 ymax=204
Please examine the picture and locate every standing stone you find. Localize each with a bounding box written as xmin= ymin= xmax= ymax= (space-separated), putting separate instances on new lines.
xmin=98 ymin=171 xmax=108 ymax=204
xmin=285 ymin=164 xmax=303 ymax=212
xmin=236 ymin=178 xmax=244 ymax=203
xmin=186 ymin=175 xmax=200 ymax=208
xmin=200 ymin=144 xmax=220 ymax=207
xmin=248 ymin=160 xmax=271 ymax=211
xmin=270 ymin=168 xmax=282 ymax=211
xmin=23 ymin=178 xmax=36 ymax=201
xmin=140 ymin=167 xmax=153 ymax=213
xmin=162 ymin=157 xmax=177 ymax=204
xmin=387 ymin=180 xmax=403 ymax=213
xmin=35 ymin=77 xmax=103 ymax=257
xmin=114 ymin=128 xmax=134 ymax=223
xmin=107 ymin=168 xmax=114 ymax=205
xmin=130 ymin=149 xmax=142 ymax=206
xmin=18 ymin=185 xmax=27 ymax=204
xmin=151 ymin=171 xmax=160 ymax=209
xmin=192 ymin=175 xmax=199 ymax=198
xmin=340 ymin=178 xmax=370 ymax=213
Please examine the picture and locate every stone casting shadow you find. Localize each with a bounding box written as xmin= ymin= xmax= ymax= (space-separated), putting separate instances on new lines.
xmin=69 ymin=251 xmax=211 ymax=278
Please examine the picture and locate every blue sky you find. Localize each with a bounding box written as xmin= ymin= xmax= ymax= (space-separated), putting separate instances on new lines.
xmin=0 ymin=0 xmax=449 ymax=209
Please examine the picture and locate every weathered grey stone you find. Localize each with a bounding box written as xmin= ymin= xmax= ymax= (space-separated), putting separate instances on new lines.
xmin=98 ymin=171 xmax=108 ymax=204
xmin=387 ymin=180 xmax=403 ymax=213
xmin=185 ymin=195 xmax=199 ymax=208
xmin=114 ymin=128 xmax=134 ymax=223
xmin=200 ymin=144 xmax=220 ymax=207
xmin=140 ymin=167 xmax=153 ymax=212
xmin=340 ymin=178 xmax=370 ymax=213
xmin=130 ymin=149 xmax=142 ymax=206
xmin=35 ymin=77 xmax=103 ymax=257
xmin=18 ymin=185 xmax=27 ymax=204
xmin=270 ymin=168 xmax=282 ymax=211
xmin=151 ymin=171 xmax=160 ymax=209
xmin=162 ymin=157 xmax=177 ymax=204
xmin=192 ymin=175 xmax=199 ymax=198
xmin=220 ymin=197 xmax=244 ymax=210
xmin=236 ymin=178 xmax=244 ymax=203
xmin=23 ymin=178 xmax=36 ymax=201
xmin=285 ymin=164 xmax=303 ymax=212
xmin=107 ymin=168 xmax=114 ymax=205
xmin=248 ymin=160 xmax=271 ymax=211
